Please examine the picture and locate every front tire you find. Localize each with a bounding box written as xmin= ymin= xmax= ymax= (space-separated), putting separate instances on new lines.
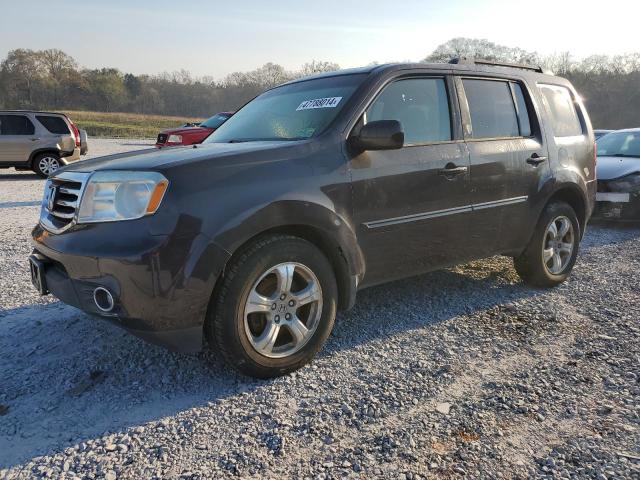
xmin=33 ymin=153 xmax=61 ymax=178
xmin=207 ymin=235 xmax=338 ymax=378
xmin=514 ymin=201 xmax=580 ymax=287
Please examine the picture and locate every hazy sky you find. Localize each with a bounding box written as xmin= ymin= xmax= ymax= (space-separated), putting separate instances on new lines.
xmin=1 ymin=0 xmax=638 ymax=78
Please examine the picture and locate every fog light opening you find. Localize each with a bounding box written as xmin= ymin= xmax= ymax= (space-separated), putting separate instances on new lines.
xmin=93 ymin=287 xmax=115 ymax=313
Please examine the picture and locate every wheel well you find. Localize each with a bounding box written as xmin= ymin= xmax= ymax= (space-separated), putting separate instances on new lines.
xmin=547 ymin=187 xmax=587 ymax=237
xmin=220 ymin=225 xmax=355 ymax=311
xmin=29 ymin=149 xmax=60 ymax=167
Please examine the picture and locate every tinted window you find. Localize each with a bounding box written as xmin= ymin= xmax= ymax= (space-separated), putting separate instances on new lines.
xmin=0 ymin=115 xmax=35 ymax=135
xmin=463 ymin=79 xmax=519 ymax=139
xmin=512 ymin=83 xmax=532 ymax=137
xmin=539 ymin=84 xmax=583 ymax=137
xmin=206 ymin=74 xmax=366 ymax=143
xmin=366 ymin=78 xmax=451 ymax=144
xmin=36 ymin=115 xmax=70 ymax=134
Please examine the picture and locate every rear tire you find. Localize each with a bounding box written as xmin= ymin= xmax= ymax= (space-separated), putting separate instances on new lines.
xmin=33 ymin=153 xmax=61 ymax=178
xmin=514 ymin=201 xmax=580 ymax=287
xmin=206 ymin=234 xmax=338 ymax=378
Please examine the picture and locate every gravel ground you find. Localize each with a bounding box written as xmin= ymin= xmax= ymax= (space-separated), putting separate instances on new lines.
xmin=0 ymin=139 xmax=638 ymax=479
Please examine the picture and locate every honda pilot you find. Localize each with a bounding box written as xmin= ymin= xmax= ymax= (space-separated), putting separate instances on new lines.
xmin=30 ymin=60 xmax=596 ymax=378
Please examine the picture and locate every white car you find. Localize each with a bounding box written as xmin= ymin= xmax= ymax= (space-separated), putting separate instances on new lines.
xmin=594 ymin=128 xmax=640 ymax=219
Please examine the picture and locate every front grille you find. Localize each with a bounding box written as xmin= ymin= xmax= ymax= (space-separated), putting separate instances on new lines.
xmin=40 ymin=172 xmax=91 ymax=233
xmin=157 ymin=134 xmax=168 ymax=144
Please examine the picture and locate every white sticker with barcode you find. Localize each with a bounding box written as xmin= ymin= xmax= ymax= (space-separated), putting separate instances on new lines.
xmin=296 ymin=97 xmax=342 ymax=111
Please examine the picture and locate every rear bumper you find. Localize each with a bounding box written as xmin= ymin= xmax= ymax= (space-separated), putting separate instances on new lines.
xmin=30 ymin=222 xmax=230 ymax=353
xmin=60 ymin=147 xmax=81 ymax=164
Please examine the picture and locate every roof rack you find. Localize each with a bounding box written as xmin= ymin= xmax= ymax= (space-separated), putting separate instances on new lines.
xmin=449 ymin=57 xmax=544 ymax=73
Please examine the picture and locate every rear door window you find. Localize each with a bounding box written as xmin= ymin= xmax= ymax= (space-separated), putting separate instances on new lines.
xmin=462 ymin=79 xmax=519 ymax=139
xmin=538 ymin=84 xmax=583 ymax=137
xmin=36 ymin=115 xmax=70 ymax=134
xmin=0 ymin=115 xmax=35 ymax=135
xmin=365 ymin=78 xmax=452 ymax=144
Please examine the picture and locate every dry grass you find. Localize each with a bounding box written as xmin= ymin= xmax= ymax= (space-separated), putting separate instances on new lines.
xmin=63 ymin=111 xmax=205 ymax=139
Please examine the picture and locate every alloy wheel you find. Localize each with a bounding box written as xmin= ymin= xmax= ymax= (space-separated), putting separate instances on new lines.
xmin=38 ymin=156 xmax=60 ymax=176
xmin=542 ymin=215 xmax=575 ymax=275
xmin=243 ymin=262 xmax=323 ymax=359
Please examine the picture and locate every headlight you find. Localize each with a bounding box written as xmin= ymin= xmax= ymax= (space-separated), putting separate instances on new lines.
xmin=167 ymin=134 xmax=182 ymax=143
xmin=607 ymin=173 xmax=640 ymax=193
xmin=77 ymin=171 xmax=169 ymax=223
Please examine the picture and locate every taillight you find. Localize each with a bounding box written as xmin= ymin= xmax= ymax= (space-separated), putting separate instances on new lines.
xmin=65 ymin=115 xmax=81 ymax=147
xmin=71 ymin=123 xmax=81 ymax=147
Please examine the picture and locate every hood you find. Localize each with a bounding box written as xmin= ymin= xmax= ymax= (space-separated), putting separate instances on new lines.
xmin=160 ymin=126 xmax=212 ymax=135
xmin=59 ymin=141 xmax=307 ymax=173
xmin=597 ymin=155 xmax=640 ymax=181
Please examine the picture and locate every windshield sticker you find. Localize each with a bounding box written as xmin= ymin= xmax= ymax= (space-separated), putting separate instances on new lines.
xmin=296 ymin=97 xmax=342 ymax=111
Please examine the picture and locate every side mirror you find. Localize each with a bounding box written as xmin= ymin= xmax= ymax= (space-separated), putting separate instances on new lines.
xmin=350 ymin=120 xmax=404 ymax=151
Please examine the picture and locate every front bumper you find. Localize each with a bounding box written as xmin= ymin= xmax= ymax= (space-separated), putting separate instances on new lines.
xmin=593 ymin=181 xmax=640 ymax=220
xmin=31 ymin=221 xmax=230 ymax=352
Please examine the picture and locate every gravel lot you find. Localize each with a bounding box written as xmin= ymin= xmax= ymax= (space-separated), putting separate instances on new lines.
xmin=0 ymin=139 xmax=638 ymax=479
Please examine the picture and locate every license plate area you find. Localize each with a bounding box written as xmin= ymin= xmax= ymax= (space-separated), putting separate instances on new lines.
xmin=29 ymin=255 xmax=49 ymax=295
xmin=596 ymin=192 xmax=630 ymax=203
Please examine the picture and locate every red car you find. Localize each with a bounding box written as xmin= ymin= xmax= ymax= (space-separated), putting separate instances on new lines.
xmin=156 ymin=112 xmax=233 ymax=147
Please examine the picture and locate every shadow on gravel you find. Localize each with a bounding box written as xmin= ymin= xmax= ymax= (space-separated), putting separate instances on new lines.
xmin=0 ymin=258 xmax=542 ymax=469
xmin=0 ymin=201 xmax=41 ymax=209
xmin=581 ymin=223 xmax=640 ymax=250
xmin=0 ymin=173 xmax=41 ymax=181
xmin=4 ymin=225 xmax=640 ymax=468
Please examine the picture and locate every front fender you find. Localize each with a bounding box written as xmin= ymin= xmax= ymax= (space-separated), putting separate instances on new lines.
xmin=211 ymin=199 xmax=365 ymax=281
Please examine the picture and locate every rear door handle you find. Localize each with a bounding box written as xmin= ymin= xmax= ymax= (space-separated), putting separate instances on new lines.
xmin=438 ymin=164 xmax=468 ymax=178
xmin=526 ymin=154 xmax=547 ymax=165
xmin=30 ymin=138 xmax=40 ymax=142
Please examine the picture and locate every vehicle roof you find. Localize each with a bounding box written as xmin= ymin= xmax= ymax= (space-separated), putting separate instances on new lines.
xmin=0 ymin=110 xmax=67 ymax=116
xmin=286 ymin=61 xmax=560 ymax=86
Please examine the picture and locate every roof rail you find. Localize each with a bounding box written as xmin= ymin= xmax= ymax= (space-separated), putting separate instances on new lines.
xmin=449 ymin=57 xmax=544 ymax=74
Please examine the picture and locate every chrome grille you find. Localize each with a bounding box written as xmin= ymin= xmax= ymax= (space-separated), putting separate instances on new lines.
xmin=40 ymin=172 xmax=91 ymax=233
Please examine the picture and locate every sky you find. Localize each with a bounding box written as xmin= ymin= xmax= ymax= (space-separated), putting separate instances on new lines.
xmin=1 ymin=0 xmax=638 ymax=79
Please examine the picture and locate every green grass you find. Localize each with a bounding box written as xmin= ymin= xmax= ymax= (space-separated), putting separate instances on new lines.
xmin=63 ymin=111 xmax=205 ymax=139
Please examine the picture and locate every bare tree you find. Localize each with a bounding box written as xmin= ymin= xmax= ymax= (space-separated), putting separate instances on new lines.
xmin=424 ymin=37 xmax=540 ymax=65
xmin=299 ymin=60 xmax=340 ymax=77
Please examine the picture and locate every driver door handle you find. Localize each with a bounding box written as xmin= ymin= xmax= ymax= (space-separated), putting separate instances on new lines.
xmin=526 ymin=153 xmax=547 ymax=165
xmin=438 ymin=164 xmax=468 ymax=178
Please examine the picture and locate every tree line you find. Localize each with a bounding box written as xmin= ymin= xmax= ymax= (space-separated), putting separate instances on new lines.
xmin=1 ymin=38 xmax=639 ymax=128
xmin=0 ymin=50 xmax=339 ymax=118
xmin=425 ymin=38 xmax=640 ymax=129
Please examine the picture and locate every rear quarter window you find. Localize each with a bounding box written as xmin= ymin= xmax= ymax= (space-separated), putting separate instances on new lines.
xmin=36 ymin=115 xmax=71 ymax=134
xmin=538 ymin=84 xmax=583 ymax=137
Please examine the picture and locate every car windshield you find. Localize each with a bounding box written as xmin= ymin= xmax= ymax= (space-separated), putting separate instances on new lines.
xmin=200 ymin=113 xmax=231 ymax=129
xmin=597 ymin=131 xmax=640 ymax=158
xmin=205 ymin=74 xmax=367 ymax=143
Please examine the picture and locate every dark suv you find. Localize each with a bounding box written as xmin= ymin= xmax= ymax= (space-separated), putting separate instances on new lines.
xmin=30 ymin=60 xmax=596 ymax=378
